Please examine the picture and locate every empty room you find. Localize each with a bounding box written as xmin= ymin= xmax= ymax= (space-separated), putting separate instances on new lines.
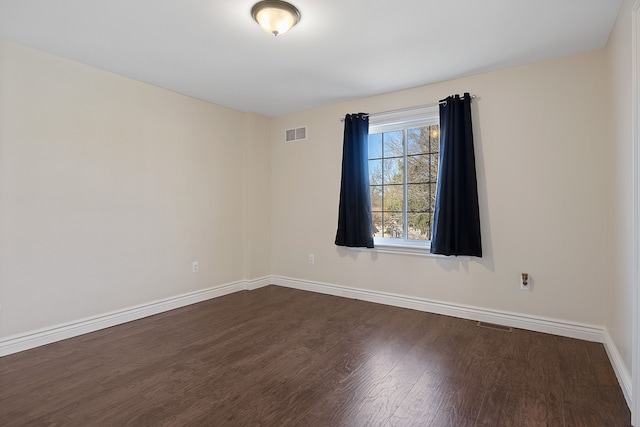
xmin=1 ymin=0 xmax=639 ymax=425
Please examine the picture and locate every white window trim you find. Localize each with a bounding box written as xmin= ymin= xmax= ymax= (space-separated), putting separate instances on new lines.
xmin=369 ymin=105 xmax=439 ymax=133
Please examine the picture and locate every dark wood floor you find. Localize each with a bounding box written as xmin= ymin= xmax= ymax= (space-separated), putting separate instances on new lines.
xmin=0 ymin=286 xmax=631 ymax=426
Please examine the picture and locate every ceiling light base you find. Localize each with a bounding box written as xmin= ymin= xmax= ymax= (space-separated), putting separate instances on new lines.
xmin=251 ymin=0 xmax=300 ymax=36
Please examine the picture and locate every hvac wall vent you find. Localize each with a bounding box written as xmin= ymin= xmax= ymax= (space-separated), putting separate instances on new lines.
xmin=285 ymin=126 xmax=307 ymax=142
xmin=477 ymin=321 xmax=513 ymax=332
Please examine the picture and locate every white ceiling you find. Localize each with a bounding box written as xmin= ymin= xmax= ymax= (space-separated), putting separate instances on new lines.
xmin=0 ymin=0 xmax=623 ymax=117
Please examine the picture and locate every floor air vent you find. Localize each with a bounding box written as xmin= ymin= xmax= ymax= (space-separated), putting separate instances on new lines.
xmin=477 ymin=321 xmax=513 ymax=332
xmin=285 ymin=126 xmax=307 ymax=142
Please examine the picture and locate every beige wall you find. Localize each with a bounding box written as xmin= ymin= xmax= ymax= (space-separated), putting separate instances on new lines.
xmin=0 ymin=41 xmax=262 ymax=337
xmin=243 ymin=112 xmax=271 ymax=279
xmin=606 ymin=0 xmax=635 ymax=380
xmin=271 ymin=49 xmax=611 ymax=326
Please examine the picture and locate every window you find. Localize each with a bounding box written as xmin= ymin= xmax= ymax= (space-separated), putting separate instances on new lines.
xmin=368 ymin=106 xmax=439 ymax=248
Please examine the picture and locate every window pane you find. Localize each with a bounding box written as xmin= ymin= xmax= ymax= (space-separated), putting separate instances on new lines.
xmin=368 ymin=133 xmax=383 ymax=159
xmin=408 ymin=213 xmax=432 ymax=240
xmin=431 ymin=153 xmax=439 ymax=181
xmin=407 ymin=154 xmax=433 ymax=184
xmin=429 ymin=125 xmax=440 ymax=154
xmin=369 ymin=159 xmax=383 ymax=185
xmin=430 ymin=182 xmax=437 ymax=207
xmin=370 ymin=185 xmax=383 ymax=211
xmin=384 ymin=184 xmax=404 ymax=213
xmin=383 ymin=212 xmax=404 ymax=238
xmin=407 ymin=184 xmax=431 ymax=212
xmin=383 ymin=158 xmax=403 ymax=185
xmin=383 ymin=131 xmax=404 ymax=158
xmin=372 ymin=211 xmax=383 ymax=238
xmin=407 ymin=126 xmax=430 ymax=155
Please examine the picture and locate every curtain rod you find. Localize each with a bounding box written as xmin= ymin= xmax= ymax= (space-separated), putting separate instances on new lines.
xmin=339 ymin=94 xmax=475 ymax=122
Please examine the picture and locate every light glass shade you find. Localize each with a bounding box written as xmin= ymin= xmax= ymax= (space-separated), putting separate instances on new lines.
xmin=251 ymin=1 xmax=300 ymax=36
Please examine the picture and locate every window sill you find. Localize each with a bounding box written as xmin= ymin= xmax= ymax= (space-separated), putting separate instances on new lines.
xmin=347 ymin=242 xmax=437 ymax=257
xmin=347 ymin=242 xmax=472 ymax=259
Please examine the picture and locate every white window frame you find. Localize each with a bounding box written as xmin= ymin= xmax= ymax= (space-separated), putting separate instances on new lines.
xmin=368 ymin=105 xmax=439 ymax=253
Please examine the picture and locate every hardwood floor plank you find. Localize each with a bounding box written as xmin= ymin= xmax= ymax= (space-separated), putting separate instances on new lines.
xmin=430 ymin=376 xmax=488 ymax=426
xmin=385 ymin=371 xmax=451 ymax=426
xmin=293 ymin=310 xmax=443 ymax=425
xmin=557 ymin=337 xmax=612 ymax=426
xmin=189 ymin=298 xmax=391 ymax=425
xmin=344 ymin=314 xmax=451 ymax=426
xmin=507 ymin=329 xmax=565 ymax=426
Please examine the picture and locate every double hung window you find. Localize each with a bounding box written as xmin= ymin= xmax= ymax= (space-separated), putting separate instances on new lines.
xmin=368 ymin=107 xmax=439 ymax=248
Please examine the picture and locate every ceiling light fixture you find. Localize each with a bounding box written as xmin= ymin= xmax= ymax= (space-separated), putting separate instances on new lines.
xmin=251 ymin=0 xmax=300 ymax=36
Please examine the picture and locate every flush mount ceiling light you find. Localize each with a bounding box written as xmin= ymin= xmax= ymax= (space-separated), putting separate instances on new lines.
xmin=251 ymin=0 xmax=300 ymax=36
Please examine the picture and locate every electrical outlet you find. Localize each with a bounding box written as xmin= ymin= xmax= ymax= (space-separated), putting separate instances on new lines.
xmin=308 ymin=254 xmax=315 ymax=264
xmin=192 ymin=261 xmax=199 ymax=273
xmin=520 ymin=273 xmax=530 ymax=291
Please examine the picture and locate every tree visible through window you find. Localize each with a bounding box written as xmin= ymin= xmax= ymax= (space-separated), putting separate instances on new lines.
xmin=368 ymin=114 xmax=439 ymax=244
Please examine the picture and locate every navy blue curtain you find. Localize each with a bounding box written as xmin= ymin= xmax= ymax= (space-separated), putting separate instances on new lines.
xmin=335 ymin=113 xmax=374 ymax=248
xmin=431 ymin=93 xmax=482 ymax=257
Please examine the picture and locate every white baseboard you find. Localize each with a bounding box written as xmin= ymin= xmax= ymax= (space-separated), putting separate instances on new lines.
xmin=603 ymin=329 xmax=633 ymax=409
xmin=0 ymin=276 xmax=606 ymax=354
xmin=0 ymin=279 xmax=262 ymax=357
xmin=271 ymin=276 xmax=605 ymax=342
xmin=245 ymin=276 xmax=273 ymax=290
